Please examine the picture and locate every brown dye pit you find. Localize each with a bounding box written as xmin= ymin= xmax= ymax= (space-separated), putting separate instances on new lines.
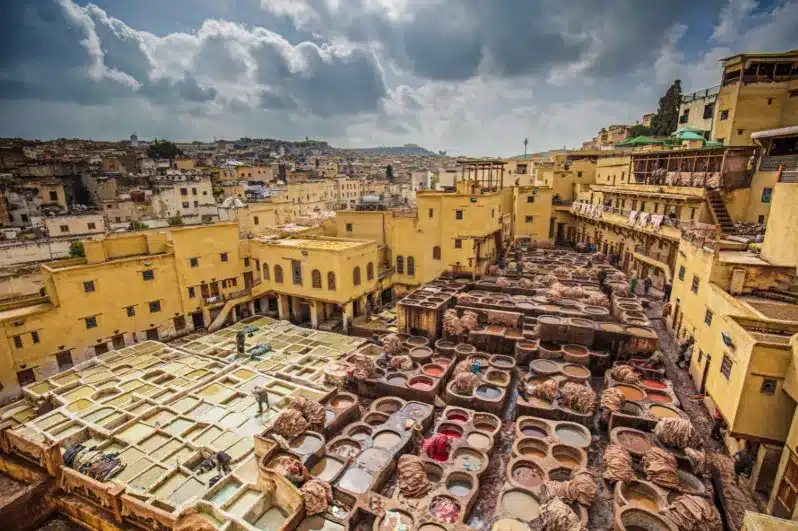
xmin=563 ymin=345 xmax=588 ymax=356
xmin=563 ymin=365 xmax=590 ymax=378
xmin=501 ymin=490 xmax=541 ymax=520
xmin=310 ymin=457 xmax=344 ymax=482
xmin=554 ymin=425 xmax=589 ymax=446
xmin=615 ymin=384 xmax=645 ymax=401
xmin=329 ymin=396 xmax=354 ymax=408
xmin=521 ymin=426 xmax=547 ymax=438
xmin=649 ymin=405 xmax=680 ymax=419
xmin=476 ymin=385 xmax=502 ymax=399
xmin=513 ymin=463 xmax=545 ymax=487
xmin=625 ymin=488 xmax=659 ymax=512
xmin=618 ymin=431 xmax=652 ymax=454
xmin=372 ymin=430 xmax=401 ymax=448
xmin=337 ymin=467 xmax=373 ymax=494
xmin=348 ymin=427 xmax=372 ymax=441
xmin=552 ymin=446 xmax=581 ymax=468
xmin=426 ymin=463 xmax=443 ymax=483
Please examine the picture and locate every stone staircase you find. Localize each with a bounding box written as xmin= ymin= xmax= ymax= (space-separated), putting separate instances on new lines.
xmin=706 ymin=190 xmax=735 ymax=234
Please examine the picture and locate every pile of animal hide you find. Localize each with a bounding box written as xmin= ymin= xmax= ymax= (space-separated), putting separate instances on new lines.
xmin=381 ymin=333 xmax=404 ymax=355
xmin=610 ymin=365 xmax=641 ymax=384
xmin=460 ymin=310 xmax=479 ymax=331
xmin=390 ymin=355 xmax=413 ymax=371
xmin=175 ymin=509 xmax=217 ymax=531
xmin=586 ymin=293 xmax=610 ymax=308
xmin=451 ymin=372 xmax=480 ymax=395
xmin=559 ymin=382 xmax=596 ymax=414
xmin=642 ymin=447 xmax=680 ymax=489
xmin=507 ymin=261 xmax=518 ymax=272
xmin=602 ymin=445 xmax=635 ymax=484
xmin=599 ymin=387 xmax=626 ymax=413
xmin=561 ymin=286 xmax=586 ymax=299
xmin=349 ymin=354 xmax=377 ymax=380
xmin=443 ymin=309 xmax=465 ymax=336
xmin=518 ymin=278 xmax=534 ymax=288
xmin=456 ymin=293 xmax=475 ymax=304
xmin=301 ymin=479 xmax=333 ymax=515
xmin=272 ymin=409 xmax=308 ymax=438
xmin=685 ymin=448 xmax=710 ymax=477
xmin=543 ymin=468 xmax=597 ymax=507
xmin=654 ymin=418 xmax=696 ymax=449
xmin=397 ymin=455 xmax=430 ymax=498
xmin=660 ymin=495 xmax=723 ymax=531
xmin=536 ymin=274 xmax=559 ymax=287
xmin=496 ymin=277 xmax=510 ymax=287
xmin=286 ymin=396 xmax=326 ymax=426
xmin=539 ymin=497 xmax=584 ymax=531
xmin=592 ymin=252 xmax=606 ymax=262
xmin=526 ymin=378 xmax=559 ymax=402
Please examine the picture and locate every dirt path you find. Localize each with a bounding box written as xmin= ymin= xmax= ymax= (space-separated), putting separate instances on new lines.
xmin=645 ymin=297 xmax=760 ymax=530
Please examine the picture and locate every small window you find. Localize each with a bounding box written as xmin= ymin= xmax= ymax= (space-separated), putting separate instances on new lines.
xmin=149 ymin=301 xmax=161 ymax=313
xmin=220 ymin=252 xmax=229 ymax=262
xmin=188 ymin=287 xmax=195 ymax=298
xmin=263 ymin=263 xmax=270 ymax=280
xmin=527 ymin=196 xmax=535 ymax=203
xmin=704 ymin=310 xmax=713 ymax=326
xmin=353 ymin=266 xmax=362 ymax=286
xmin=31 ymin=331 xmax=40 ymax=344
xmin=428 ymin=208 xmax=433 ymax=218
xmin=60 ymin=225 xmax=69 ymax=232
xmin=397 ymin=256 xmax=404 ymax=274
xmin=174 ymin=316 xmax=186 ymax=331
xmin=84 ymin=281 xmax=95 ymax=293
xmin=327 ymin=272 xmax=336 ymax=290
xmin=790 ymin=89 xmax=798 ymax=98
xmin=407 ymin=257 xmax=415 ymax=277
xmin=244 ymin=257 xmax=250 ymax=267
xmin=761 ymin=378 xmax=777 ymax=395
xmin=767 ymin=98 xmax=773 ymax=105
xmin=367 ymin=262 xmax=374 ymax=281
xmin=720 ymin=354 xmax=733 ymax=379
xmin=13 ymin=335 xmax=22 ymax=348
xmin=182 ymin=202 xmax=189 ymax=208
xmin=126 ymin=306 xmax=135 ymax=317
xmin=433 ymin=246 xmax=441 ymax=260
xmin=455 ymin=210 xmax=463 ymax=220
xmin=274 ymin=265 xmax=284 ymax=283
xmin=720 ymin=109 xmax=729 ymax=120
xmin=525 ymin=216 xmax=534 ymax=223
xmin=758 ymin=215 xmax=765 ymax=224
xmin=142 ymin=270 xmax=154 ymax=281
xmin=190 ymin=257 xmax=199 ymax=268
xmin=346 ymin=223 xmax=353 ymax=232
xmin=703 ymin=103 xmax=714 ymax=119
xmin=193 ymin=201 xmax=199 ymax=208
xmin=56 ymin=351 xmax=73 ymax=370
xmin=292 ymin=260 xmax=302 ymax=285
xmin=85 ymin=316 xmax=97 ymax=329
xmin=88 ymin=222 xmax=96 ymax=230
xmin=491 ymin=209 xmax=495 ymax=218
xmin=312 ymin=269 xmax=322 ymax=288
xmin=254 ymin=216 xmax=259 ymax=225
xmin=737 ymin=129 xmax=744 ymax=136
xmin=192 ymin=188 xmax=197 ymax=195
xmin=49 ymin=191 xmax=58 ymax=201
xmin=180 ymin=188 xmax=188 ymax=195
xmin=761 ymin=187 xmax=773 ymax=203
xmin=691 ymin=276 xmax=700 ymax=294
xmin=577 ymin=171 xmax=583 ymax=177
xmin=17 ymin=369 xmax=35 ymax=387
xmin=454 ymin=239 xmax=462 ymax=249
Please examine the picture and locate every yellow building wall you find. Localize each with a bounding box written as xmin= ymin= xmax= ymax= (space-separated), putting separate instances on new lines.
xmin=514 ymin=187 xmax=555 ymax=243
xmin=762 ymin=183 xmax=798 ymax=267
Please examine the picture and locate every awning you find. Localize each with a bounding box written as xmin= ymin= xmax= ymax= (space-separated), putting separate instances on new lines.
xmin=751 ymin=125 xmax=798 ymax=139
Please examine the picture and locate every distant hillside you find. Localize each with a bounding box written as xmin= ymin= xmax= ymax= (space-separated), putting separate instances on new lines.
xmin=353 ymin=145 xmax=439 ymax=156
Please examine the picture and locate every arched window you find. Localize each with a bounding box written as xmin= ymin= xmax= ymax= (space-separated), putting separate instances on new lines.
xmin=311 ymin=269 xmax=322 ymax=288
xmin=367 ymin=262 xmax=374 ymax=281
xmin=328 ymin=272 xmax=336 ymax=291
xmin=432 ymin=246 xmax=441 ymax=260
xmin=397 ymin=255 xmax=404 ymax=274
xmin=353 ymin=266 xmax=361 ymax=286
xmin=262 ymin=262 xmax=270 ymax=280
xmin=274 ymin=265 xmax=284 ymax=284
xmin=407 ymin=256 xmax=415 ymax=276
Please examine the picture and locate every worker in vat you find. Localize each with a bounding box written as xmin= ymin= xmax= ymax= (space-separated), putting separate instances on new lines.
xmin=642 ymin=350 xmax=664 ymax=370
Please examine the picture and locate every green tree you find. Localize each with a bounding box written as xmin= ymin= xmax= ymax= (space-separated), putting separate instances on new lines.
xmin=386 ymin=164 xmax=394 ymax=181
xmin=69 ymin=241 xmax=85 ymax=258
xmin=147 ymin=139 xmax=184 ymax=160
xmin=128 ymin=220 xmax=147 ymax=231
xmin=650 ymin=80 xmax=682 ymax=136
xmin=167 ymin=214 xmax=184 ymax=226
xmin=629 ymin=124 xmax=653 ymax=137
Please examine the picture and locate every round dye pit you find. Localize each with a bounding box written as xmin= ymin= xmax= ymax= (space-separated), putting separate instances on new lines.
xmin=619 ymin=508 xmax=673 ymax=531
xmin=386 ymin=374 xmax=408 ymax=386
xmin=548 ymin=468 xmax=573 ymax=481
xmin=563 ymin=364 xmax=590 ymax=378
xmin=530 ymin=359 xmax=559 ymax=374
xmin=357 ymin=448 xmax=392 ymax=472
xmin=422 ymin=364 xmax=445 ymax=377
xmin=646 ymin=391 xmax=672 ymax=404
xmin=347 ymin=426 xmax=372 ymax=441
xmin=563 ymin=345 xmax=588 ymax=357
xmin=512 ymin=462 xmax=545 ymax=488
xmin=402 ymin=403 xmax=430 ymax=419
xmin=487 ymin=371 xmax=509 ymax=385
xmin=622 ymin=402 xmax=645 ymax=416
xmin=418 ymin=524 xmax=447 ymax=531
xmin=438 ymin=423 xmax=463 ymax=439
xmin=374 ymin=398 xmax=403 ymax=414
xmin=309 ymin=457 xmax=344 ymax=482
xmin=378 ymin=510 xmax=413 ymax=531
xmin=520 ymin=425 xmax=548 ymax=438
xmin=372 ymin=430 xmax=401 ymax=448
xmin=640 ymin=378 xmax=666 ymax=390
xmin=552 ymin=445 xmax=582 ymax=468
xmin=433 ymin=357 xmax=452 ymax=367
xmin=407 ymin=376 xmax=435 ymax=392
xmin=621 ymin=482 xmax=661 ymax=512
xmin=466 ymin=432 xmax=492 ymax=451
xmin=289 ymin=433 xmax=323 ymax=455
xmin=446 ymin=411 xmax=469 ymax=423
xmin=501 ymin=490 xmax=541 ymax=521
xmin=447 ymin=476 xmax=473 ymax=496
xmin=617 ymin=430 xmax=651 ymax=455
xmin=473 ymin=414 xmax=499 ymax=432
xmin=426 ymin=463 xmax=443 ymax=483
xmin=329 ymin=440 xmax=360 ymax=459
xmin=329 ymin=395 xmax=354 ymax=409
xmin=429 ymin=496 xmax=461 ymax=523
xmin=554 ymin=425 xmax=589 ymax=447
xmin=649 ymin=405 xmax=680 ymax=419
xmin=491 ymin=356 xmax=515 ymax=369
xmin=615 ymin=384 xmax=646 ymax=401
xmin=517 ymin=438 xmax=549 ymax=459
xmin=453 ymin=449 xmax=483 ymax=472
xmin=363 ymin=413 xmax=389 ymax=426
xmin=476 ymin=385 xmax=502 ymax=400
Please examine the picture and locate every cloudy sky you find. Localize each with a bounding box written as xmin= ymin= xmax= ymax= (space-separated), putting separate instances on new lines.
xmin=0 ymin=0 xmax=796 ymax=156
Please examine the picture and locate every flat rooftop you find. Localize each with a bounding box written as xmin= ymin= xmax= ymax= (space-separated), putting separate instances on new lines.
xmin=264 ymin=238 xmax=367 ymax=251
xmin=718 ymin=251 xmax=772 ymax=266
xmin=740 ymin=297 xmax=798 ymax=322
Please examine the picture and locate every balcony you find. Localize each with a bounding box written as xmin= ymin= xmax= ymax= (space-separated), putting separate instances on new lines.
xmin=761 ymin=154 xmax=798 ymax=172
